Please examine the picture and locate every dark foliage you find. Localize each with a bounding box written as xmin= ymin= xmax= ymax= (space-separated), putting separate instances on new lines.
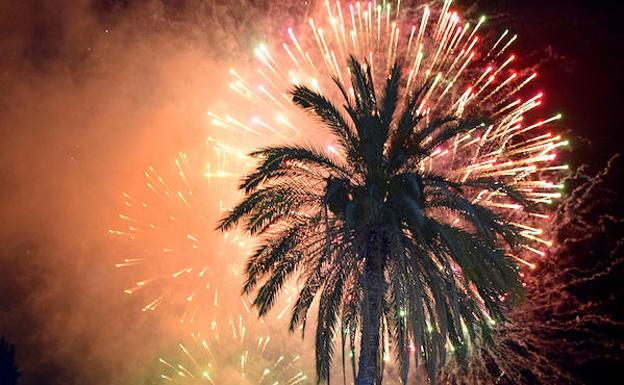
xmin=0 ymin=337 xmax=20 ymax=385
xmin=440 ymin=155 xmax=624 ymax=385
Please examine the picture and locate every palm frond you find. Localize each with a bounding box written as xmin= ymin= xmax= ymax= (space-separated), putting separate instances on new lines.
xmin=422 ymin=118 xmax=487 ymax=153
xmin=217 ymin=183 xmax=319 ymax=233
xmin=315 ymin=258 xmax=350 ymax=383
xmin=348 ymin=55 xmax=376 ymax=114
xmin=291 ymin=85 xmax=358 ymax=154
xmin=253 ymin=251 xmax=301 ymax=316
xmin=241 ymin=145 xmax=351 ymax=193
xmin=380 ymin=63 xmax=400 ymax=125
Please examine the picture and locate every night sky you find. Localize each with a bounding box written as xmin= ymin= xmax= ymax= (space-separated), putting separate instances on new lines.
xmin=1 ymin=1 xmax=622 ymax=384
xmin=458 ymin=0 xmax=624 ymax=172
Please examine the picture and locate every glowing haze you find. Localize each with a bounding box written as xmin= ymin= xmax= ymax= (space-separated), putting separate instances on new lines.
xmin=0 ymin=0 xmax=568 ymax=384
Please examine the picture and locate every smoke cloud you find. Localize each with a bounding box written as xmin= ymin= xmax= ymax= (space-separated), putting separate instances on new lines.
xmin=0 ymin=1 xmax=317 ymax=384
xmin=2 ymin=1 xmax=621 ymax=385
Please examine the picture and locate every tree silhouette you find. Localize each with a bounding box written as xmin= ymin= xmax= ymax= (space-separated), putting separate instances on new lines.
xmin=0 ymin=337 xmax=20 ymax=385
xmin=219 ymin=57 xmax=526 ymax=385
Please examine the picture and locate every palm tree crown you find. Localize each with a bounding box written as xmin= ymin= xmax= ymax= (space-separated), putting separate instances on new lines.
xmin=218 ymin=56 xmax=526 ymax=385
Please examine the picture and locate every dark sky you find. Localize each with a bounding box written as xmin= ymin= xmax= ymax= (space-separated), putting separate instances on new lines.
xmin=458 ymin=0 xmax=624 ymax=172
xmin=1 ymin=1 xmax=623 ymax=385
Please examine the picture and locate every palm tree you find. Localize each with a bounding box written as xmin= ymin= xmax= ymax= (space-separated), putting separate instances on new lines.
xmin=218 ymin=57 xmax=526 ymax=385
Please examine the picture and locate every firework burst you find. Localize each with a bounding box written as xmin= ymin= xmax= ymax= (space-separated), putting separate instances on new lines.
xmin=109 ymin=148 xmax=304 ymax=327
xmin=114 ymin=0 xmax=568 ymax=321
xmin=206 ymin=0 xmax=570 ymax=381
xmin=113 ymin=0 xmax=570 ymax=382
xmin=109 ymin=150 xmax=255 ymax=323
xmin=210 ymin=0 xmax=569 ymax=276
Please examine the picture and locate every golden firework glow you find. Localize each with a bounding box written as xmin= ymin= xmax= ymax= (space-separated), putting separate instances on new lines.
xmin=209 ymin=0 xmax=568 ymax=273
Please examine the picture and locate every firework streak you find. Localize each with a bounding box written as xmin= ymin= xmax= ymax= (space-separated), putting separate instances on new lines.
xmin=211 ymin=0 xmax=568 ymax=273
xmin=158 ymin=303 xmax=307 ymax=385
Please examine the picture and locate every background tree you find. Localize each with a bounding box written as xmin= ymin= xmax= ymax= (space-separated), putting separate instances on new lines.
xmin=219 ymin=57 xmax=527 ymax=385
xmin=0 ymin=337 xmax=20 ymax=385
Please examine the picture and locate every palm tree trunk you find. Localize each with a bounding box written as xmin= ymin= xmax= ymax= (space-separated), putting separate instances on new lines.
xmin=355 ymin=253 xmax=383 ymax=385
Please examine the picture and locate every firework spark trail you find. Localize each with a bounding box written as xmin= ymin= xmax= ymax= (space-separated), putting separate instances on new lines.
xmin=159 ymin=310 xmax=308 ymax=385
xmin=212 ymin=0 xmax=568 ymax=280
xmin=109 ymin=150 xmax=258 ymax=323
xmin=440 ymin=156 xmax=624 ymax=385
xmin=109 ymin=148 xmax=304 ymax=327
xmin=109 ymin=149 xmax=310 ymax=381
